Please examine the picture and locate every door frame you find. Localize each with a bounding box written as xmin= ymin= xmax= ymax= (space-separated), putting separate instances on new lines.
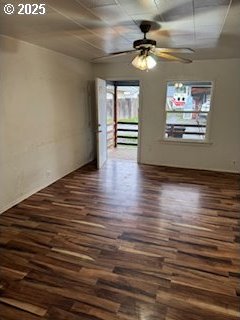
xmin=95 ymin=78 xmax=107 ymax=169
xmin=106 ymin=77 xmax=143 ymax=164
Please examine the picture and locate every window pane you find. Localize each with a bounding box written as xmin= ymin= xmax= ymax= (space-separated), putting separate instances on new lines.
xmin=165 ymin=112 xmax=207 ymax=140
xmin=164 ymin=81 xmax=213 ymax=141
xmin=166 ymin=81 xmax=212 ymax=112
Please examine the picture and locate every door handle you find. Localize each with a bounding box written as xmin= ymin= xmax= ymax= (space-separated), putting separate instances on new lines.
xmin=96 ymin=124 xmax=102 ymax=133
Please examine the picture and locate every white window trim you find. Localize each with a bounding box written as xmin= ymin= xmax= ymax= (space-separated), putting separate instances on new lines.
xmin=162 ymin=80 xmax=215 ymax=144
xmin=158 ymin=138 xmax=213 ymax=146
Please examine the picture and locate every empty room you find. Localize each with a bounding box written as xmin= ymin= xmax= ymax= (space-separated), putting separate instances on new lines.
xmin=0 ymin=1 xmax=240 ymax=320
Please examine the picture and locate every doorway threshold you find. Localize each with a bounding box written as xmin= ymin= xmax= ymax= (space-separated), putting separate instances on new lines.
xmin=108 ymin=147 xmax=137 ymax=161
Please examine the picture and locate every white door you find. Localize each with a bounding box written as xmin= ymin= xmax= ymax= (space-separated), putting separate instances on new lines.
xmin=95 ymin=78 xmax=107 ymax=169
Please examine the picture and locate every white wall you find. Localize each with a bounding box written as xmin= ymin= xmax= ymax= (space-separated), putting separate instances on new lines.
xmin=0 ymin=35 xmax=94 ymax=213
xmin=94 ymin=59 xmax=240 ymax=173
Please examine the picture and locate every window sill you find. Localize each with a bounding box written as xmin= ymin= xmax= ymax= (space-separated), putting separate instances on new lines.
xmin=158 ymin=138 xmax=213 ymax=146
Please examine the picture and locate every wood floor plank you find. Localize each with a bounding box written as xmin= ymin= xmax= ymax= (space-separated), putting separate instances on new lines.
xmin=0 ymin=297 xmax=47 ymax=316
xmin=0 ymin=160 xmax=239 ymax=319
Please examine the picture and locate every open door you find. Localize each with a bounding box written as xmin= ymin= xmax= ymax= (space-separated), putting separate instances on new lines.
xmin=95 ymin=78 xmax=107 ymax=169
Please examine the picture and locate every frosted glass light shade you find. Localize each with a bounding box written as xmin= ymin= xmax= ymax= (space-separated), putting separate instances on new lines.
xmin=175 ymin=82 xmax=183 ymax=88
xmin=132 ymin=54 xmax=156 ymax=71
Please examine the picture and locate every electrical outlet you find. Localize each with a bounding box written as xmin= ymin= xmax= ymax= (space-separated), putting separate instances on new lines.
xmin=46 ymin=170 xmax=51 ymax=177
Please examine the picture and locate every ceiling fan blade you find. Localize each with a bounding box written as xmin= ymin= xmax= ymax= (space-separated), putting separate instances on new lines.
xmin=154 ymin=47 xmax=194 ymax=54
xmin=150 ymin=29 xmax=171 ymax=38
xmin=155 ymin=0 xmax=232 ymax=25
xmin=152 ymin=51 xmax=192 ymax=63
xmin=92 ymin=50 xmax=138 ymax=62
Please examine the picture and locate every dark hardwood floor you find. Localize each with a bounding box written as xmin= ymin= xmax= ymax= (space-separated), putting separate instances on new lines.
xmin=0 ymin=160 xmax=240 ymax=320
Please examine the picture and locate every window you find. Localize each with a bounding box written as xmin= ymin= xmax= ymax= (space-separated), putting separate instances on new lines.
xmin=164 ymin=81 xmax=213 ymax=141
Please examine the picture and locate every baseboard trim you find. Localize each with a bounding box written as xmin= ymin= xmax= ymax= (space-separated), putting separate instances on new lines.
xmin=139 ymin=161 xmax=240 ymax=175
xmin=0 ymin=158 xmax=93 ymax=215
xmin=0 ymin=186 xmax=48 ymax=215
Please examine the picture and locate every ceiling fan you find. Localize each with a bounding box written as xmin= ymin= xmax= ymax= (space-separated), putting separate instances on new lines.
xmin=93 ymin=21 xmax=194 ymax=71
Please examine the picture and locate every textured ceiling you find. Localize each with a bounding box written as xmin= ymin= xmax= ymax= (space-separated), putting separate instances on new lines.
xmin=0 ymin=0 xmax=239 ymax=62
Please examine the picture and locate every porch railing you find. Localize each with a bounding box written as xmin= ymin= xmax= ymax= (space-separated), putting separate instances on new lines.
xmin=109 ymin=122 xmax=206 ymax=147
xmin=107 ymin=121 xmax=139 ymax=148
xmin=166 ymin=124 xmax=206 ymax=138
xmin=107 ymin=122 xmax=114 ymax=149
xmin=117 ymin=121 xmax=138 ymax=146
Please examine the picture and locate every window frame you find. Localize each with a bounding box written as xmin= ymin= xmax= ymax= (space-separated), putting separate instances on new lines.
xmin=162 ymin=80 xmax=215 ymax=143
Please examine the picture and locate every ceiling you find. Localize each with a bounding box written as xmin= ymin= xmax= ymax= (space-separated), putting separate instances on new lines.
xmin=0 ymin=0 xmax=240 ymax=62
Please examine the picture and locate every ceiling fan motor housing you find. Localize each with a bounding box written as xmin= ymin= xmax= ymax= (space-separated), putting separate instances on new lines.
xmin=133 ymin=38 xmax=156 ymax=50
xmin=134 ymin=22 xmax=156 ymax=50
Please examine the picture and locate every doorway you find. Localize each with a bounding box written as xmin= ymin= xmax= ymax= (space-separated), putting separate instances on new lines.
xmin=106 ymin=81 xmax=140 ymax=162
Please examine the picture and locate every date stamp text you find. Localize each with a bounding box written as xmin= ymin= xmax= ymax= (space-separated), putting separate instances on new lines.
xmin=3 ymin=3 xmax=46 ymax=15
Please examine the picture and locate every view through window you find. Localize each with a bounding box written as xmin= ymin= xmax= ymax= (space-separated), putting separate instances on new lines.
xmin=165 ymin=81 xmax=213 ymax=141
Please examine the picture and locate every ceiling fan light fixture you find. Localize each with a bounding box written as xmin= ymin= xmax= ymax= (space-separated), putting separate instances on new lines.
xmin=131 ymin=53 xmax=156 ymax=71
xmin=175 ymin=82 xmax=183 ymax=88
